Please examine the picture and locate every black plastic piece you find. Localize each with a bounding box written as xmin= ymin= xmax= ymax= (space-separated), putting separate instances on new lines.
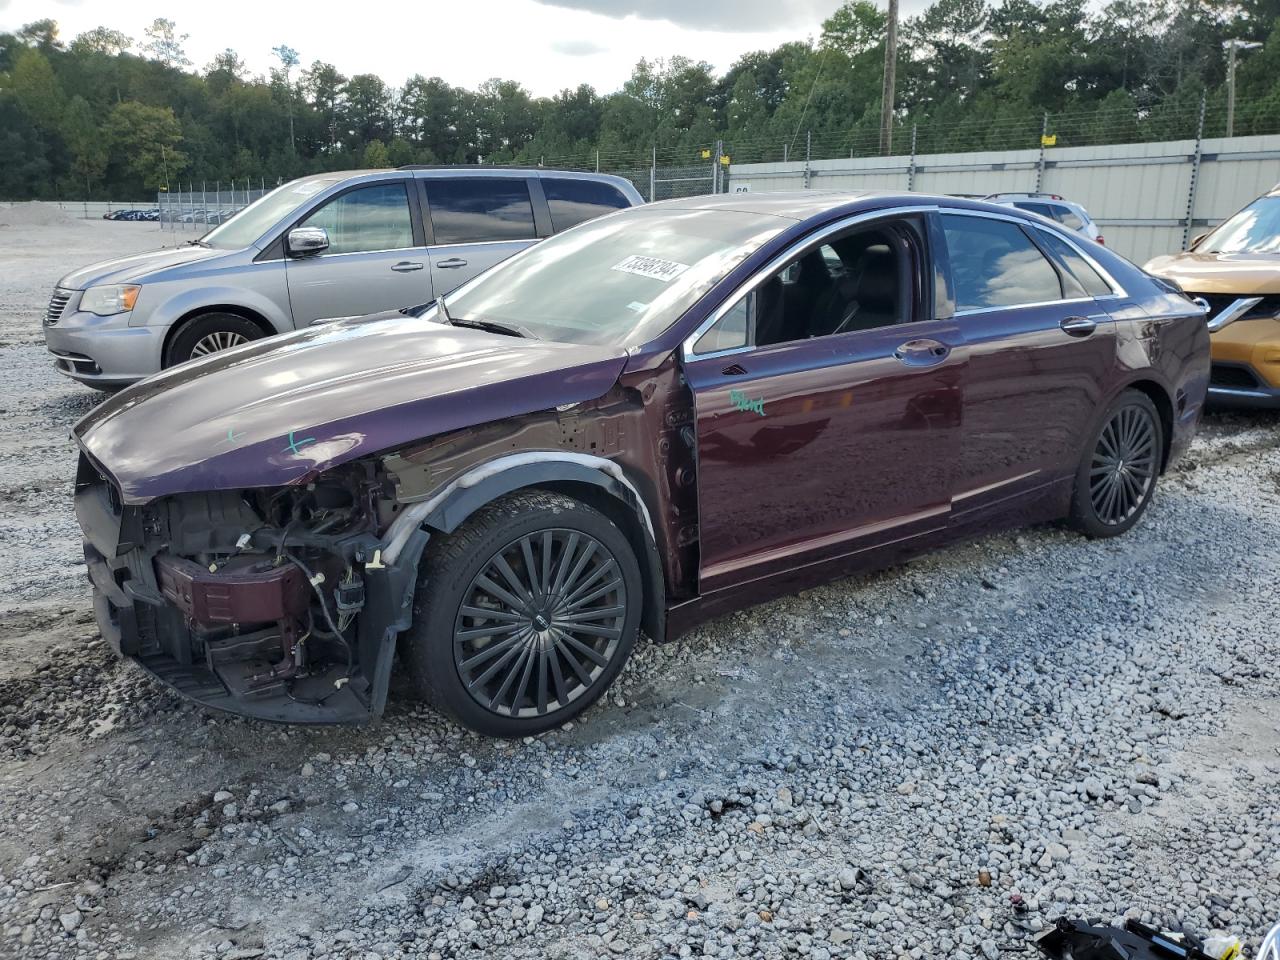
xmin=1035 ymin=917 xmax=1215 ymax=960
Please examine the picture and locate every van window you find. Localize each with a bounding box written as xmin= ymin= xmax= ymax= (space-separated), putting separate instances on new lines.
xmin=298 ymin=182 xmax=414 ymax=255
xmin=942 ymin=214 xmax=1062 ymax=311
xmin=1055 ymin=207 xmax=1085 ymax=230
xmin=543 ymin=178 xmax=630 ymax=232
xmin=426 ymin=178 xmax=536 ymax=244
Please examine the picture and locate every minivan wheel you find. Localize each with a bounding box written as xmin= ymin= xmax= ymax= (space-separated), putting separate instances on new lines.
xmin=164 ymin=313 xmax=263 ymax=368
xmin=404 ymin=490 xmax=642 ymax=737
xmin=1069 ymin=388 xmax=1163 ymax=538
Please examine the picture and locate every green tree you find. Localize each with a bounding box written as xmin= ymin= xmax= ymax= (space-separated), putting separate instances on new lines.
xmin=362 ymin=139 xmax=390 ymax=167
xmin=70 ymin=26 xmax=132 ymax=56
xmin=104 ymin=100 xmax=186 ymax=189
xmin=143 ymin=18 xmax=190 ymax=68
xmin=822 ymin=1 xmax=887 ymax=56
xmin=9 ymin=49 xmax=66 ymax=130
xmin=62 ymin=95 xmax=107 ymax=190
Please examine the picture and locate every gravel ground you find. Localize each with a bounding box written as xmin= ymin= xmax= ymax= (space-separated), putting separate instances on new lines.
xmin=1 ymin=214 xmax=1278 ymax=960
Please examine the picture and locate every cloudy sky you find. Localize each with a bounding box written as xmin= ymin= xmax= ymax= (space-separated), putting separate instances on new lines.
xmin=0 ymin=0 xmax=855 ymax=96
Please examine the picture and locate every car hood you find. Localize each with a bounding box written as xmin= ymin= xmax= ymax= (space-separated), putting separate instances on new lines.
xmin=74 ymin=312 xmax=629 ymax=503
xmin=1143 ymin=250 xmax=1280 ymax=295
xmin=59 ymin=244 xmax=235 ymax=288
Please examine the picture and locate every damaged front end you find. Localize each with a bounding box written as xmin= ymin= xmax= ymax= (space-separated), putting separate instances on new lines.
xmin=75 ymin=454 xmax=425 ymax=723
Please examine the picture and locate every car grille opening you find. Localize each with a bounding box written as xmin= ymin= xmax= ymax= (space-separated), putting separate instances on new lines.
xmin=45 ymin=287 xmax=73 ymax=325
xmin=1190 ymin=292 xmax=1280 ymax=324
xmin=1210 ymin=363 xmax=1262 ymax=390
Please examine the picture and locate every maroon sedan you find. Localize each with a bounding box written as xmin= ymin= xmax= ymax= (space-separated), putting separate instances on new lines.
xmin=72 ymin=192 xmax=1209 ymax=735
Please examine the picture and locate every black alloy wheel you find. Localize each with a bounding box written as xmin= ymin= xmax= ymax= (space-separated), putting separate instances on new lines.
xmin=454 ymin=528 xmax=627 ymax=718
xmin=1089 ymin=404 xmax=1158 ymax=526
xmin=405 ymin=490 xmax=642 ymax=736
xmin=1069 ymin=388 xmax=1164 ymax=538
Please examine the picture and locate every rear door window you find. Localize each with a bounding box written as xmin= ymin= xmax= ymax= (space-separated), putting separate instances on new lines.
xmin=941 ymin=213 xmax=1063 ymax=311
xmin=425 ymin=178 xmax=536 ymax=244
xmin=543 ymin=178 xmax=630 ymax=232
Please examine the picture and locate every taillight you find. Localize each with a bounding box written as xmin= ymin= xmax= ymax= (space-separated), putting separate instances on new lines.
xmin=1096 ymin=235 xmax=1105 ymax=245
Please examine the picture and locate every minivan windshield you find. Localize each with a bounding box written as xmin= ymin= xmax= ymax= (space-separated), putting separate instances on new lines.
xmin=202 ymin=175 xmax=346 ymax=249
xmin=437 ymin=206 xmax=787 ymax=346
xmin=1197 ymin=196 xmax=1280 ymax=254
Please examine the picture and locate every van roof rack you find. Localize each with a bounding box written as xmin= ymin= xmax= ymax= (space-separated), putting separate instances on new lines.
xmin=983 ymin=191 xmax=1066 ymax=201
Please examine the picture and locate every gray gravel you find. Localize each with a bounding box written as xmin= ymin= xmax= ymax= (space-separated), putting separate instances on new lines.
xmin=1 ymin=214 xmax=1278 ymax=960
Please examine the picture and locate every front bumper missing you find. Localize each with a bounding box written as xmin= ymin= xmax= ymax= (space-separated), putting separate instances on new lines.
xmin=73 ymin=456 xmax=401 ymax=724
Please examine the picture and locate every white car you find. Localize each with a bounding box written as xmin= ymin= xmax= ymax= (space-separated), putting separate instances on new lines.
xmin=986 ymin=193 xmax=1104 ymax=245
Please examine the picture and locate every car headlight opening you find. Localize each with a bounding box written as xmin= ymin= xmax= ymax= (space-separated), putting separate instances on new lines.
xmin=81 ymin=284 xmax=141 ymax=316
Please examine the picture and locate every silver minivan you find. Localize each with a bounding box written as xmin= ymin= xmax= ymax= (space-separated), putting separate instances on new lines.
xmin=42 ymin=167 xmax=644 ymax=389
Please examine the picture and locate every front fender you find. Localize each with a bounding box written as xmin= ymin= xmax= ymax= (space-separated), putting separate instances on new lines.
xmin=129 ymin=268 xmax=293 ymax=334
xmin=378 ymin=452 xmax=666 ymax=643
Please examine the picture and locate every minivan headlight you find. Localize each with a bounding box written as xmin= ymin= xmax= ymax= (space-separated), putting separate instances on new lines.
xmin=81 ymin=284 xmax=141 ymax=316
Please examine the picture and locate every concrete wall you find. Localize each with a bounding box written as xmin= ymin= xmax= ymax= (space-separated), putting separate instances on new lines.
xmin=728 ymin=134 xmax=1280 ymax=266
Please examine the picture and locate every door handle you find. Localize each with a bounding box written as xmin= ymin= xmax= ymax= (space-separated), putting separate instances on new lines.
xmin=391 ymin=261 xmax=424 ymax=272
xmin=436 ymin=258 xmax=468 ymax=269
xmin=893 ymin=338 xmax=950 ymax=366
xmin=1059 ymin=315 xmax=1097 ymax=337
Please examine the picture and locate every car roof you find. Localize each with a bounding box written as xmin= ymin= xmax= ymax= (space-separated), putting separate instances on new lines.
xmin=648 ymin=190 xmax=1050 ymax=223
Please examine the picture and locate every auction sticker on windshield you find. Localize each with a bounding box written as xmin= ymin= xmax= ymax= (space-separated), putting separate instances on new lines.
xmin=611 ymin=255 xmax=691 ymax=283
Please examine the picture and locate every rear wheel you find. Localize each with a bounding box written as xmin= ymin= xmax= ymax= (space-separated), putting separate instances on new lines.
xmin=1069 ymin=389 xmax=1163 ymax=538
xmin=403 ymin=490 xmax=642 ymax=737
xmin=164 ymin=312 xmax=263 ymax=368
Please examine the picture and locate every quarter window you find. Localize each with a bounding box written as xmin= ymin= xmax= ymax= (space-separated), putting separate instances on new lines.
xmin=941 ymin=214 xmax=1062 ymax=311
xmin=426 ymin=178 xmax=536 ymax=244
xmin=543 ymin=178 xmax=630 ymax=232
xmin=1035 ymin=229 xmax=1113 ymax=297
xmin=298 ymin=183 xmax=414 ymax=255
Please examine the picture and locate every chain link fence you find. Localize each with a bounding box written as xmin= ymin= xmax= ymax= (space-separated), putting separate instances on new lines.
xmin=155 ymin=181 xmax=273 ymax=233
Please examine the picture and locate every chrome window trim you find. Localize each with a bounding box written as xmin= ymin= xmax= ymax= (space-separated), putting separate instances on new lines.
xmin=682 ymin=204 xmax=940 ymax=362
xmin=938 ymin=208 xmax=1127 ymax=304
xmin=420 ymin=237 xmax=539 ymax=249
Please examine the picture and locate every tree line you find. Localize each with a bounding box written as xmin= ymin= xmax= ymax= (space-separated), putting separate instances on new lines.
xmin=3 ymin=2 xmax=1280 ymax=200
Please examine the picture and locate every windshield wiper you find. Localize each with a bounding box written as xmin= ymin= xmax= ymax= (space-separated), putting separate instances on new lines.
xmin=448 ymin=316 xmax=538 ymax=340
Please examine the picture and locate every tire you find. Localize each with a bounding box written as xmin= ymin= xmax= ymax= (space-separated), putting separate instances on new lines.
xmin=163 ymin=313 xmax=263 ymax=368
xmin=403 ymin=490 xmax=643 ymax=737
xmin=1068 ymin=388 xmax=1164 ymax=538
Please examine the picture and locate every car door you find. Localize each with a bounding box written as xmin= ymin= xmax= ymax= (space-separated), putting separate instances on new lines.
xmin=681 ymin=212 xmax=965 ymax=594
xmin=938 ymin=211 xmax=1119 ymax=520
xmin=419 ymin=177 xmax=542 ymax=297
xmin=284 ymin=180 xmax=431 ymax=326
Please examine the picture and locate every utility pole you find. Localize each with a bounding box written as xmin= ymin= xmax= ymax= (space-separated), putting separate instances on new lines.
xmin=879 ymin=0 xmax=899 ymax=156
xmin=1224 ymin=39 xmax=1262 ymax=138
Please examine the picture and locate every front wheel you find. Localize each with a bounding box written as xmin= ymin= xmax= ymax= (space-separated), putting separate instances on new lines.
xmin=164 ymin=312 xmax=263 ymax=368
xmin=403 ymin=491 xmax=643 ymax=737
xmin=1069 ymin=389 xmax=1164 ymax=538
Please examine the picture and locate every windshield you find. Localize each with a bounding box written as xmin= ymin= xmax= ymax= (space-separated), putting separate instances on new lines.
xmin=201 ymin=176 xmax=346 ymax=249
xmin=1198 ymin=196 xmax=1280 ymax=254
xmin=440 ymin=206 xmax=788 ymax=346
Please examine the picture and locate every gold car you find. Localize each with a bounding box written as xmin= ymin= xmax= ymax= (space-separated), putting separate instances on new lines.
xmin=1145 ymin=190 xmax=1280 ymax=408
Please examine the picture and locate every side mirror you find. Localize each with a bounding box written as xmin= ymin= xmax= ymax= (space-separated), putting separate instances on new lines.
xmin=287 ymin=226 xmax=329 ymax=256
